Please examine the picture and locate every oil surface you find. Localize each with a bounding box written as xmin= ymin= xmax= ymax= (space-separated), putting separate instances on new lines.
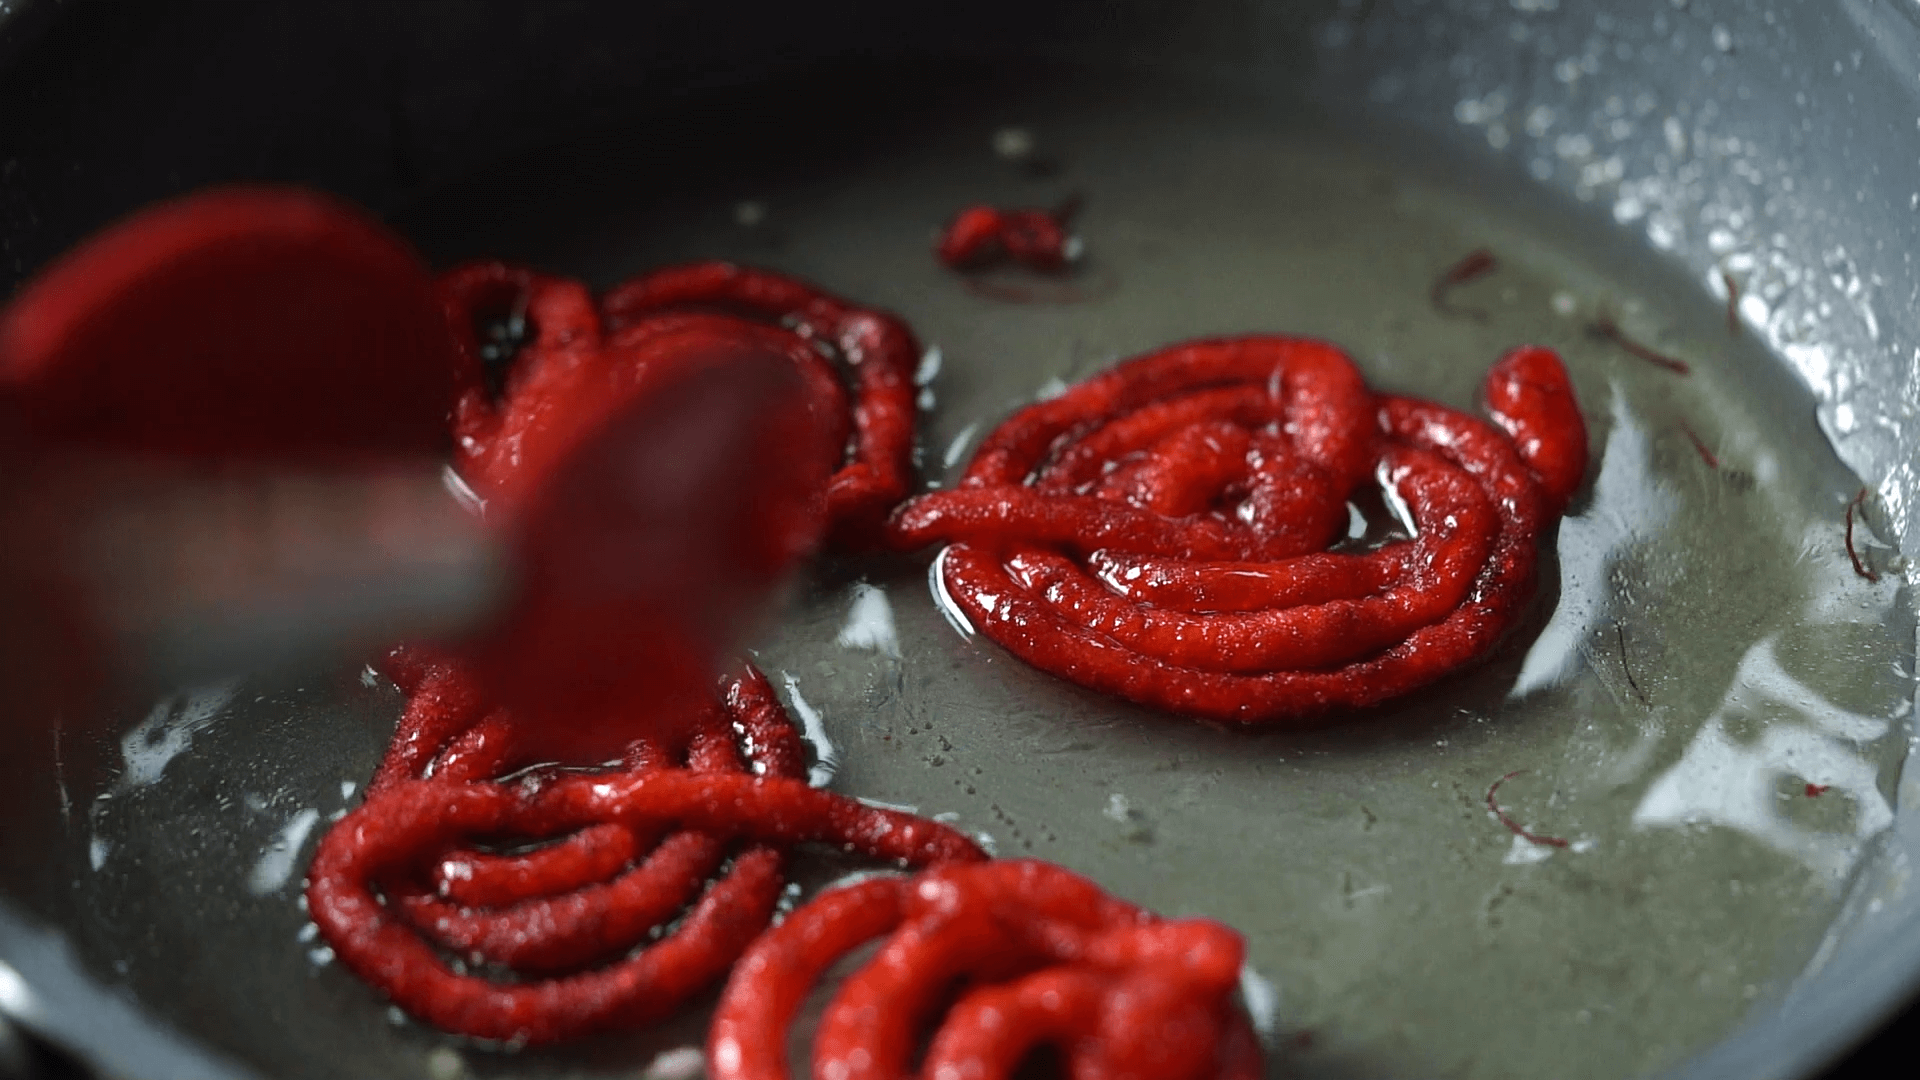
xmin=73 ymin=65 xmax=1915 ymax=1080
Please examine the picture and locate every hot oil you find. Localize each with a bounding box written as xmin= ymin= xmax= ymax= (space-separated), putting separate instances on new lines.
xmin=70 ymin=64 xmax=1914 ymax=1080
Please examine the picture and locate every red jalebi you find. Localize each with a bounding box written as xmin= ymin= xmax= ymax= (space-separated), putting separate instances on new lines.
xmin=889 ymin=338 xmax=1586 ymax=723
xmin=306 ymin=258 xmax=962 ymax=1045
xmin=607 ymin=261 xmax=923 ymax=546
xmin=307 ymin=658 xmax=986 ymax=1045
xmin=440 ymin=260 xmax=920 ymax=548
xmin=367 ymin=648 xmax=810 ymax=905
xmin=936 ymin=202 xmax=1079 ymax=274
xmin=709 ymin=859 xmax=1262 ymax=1080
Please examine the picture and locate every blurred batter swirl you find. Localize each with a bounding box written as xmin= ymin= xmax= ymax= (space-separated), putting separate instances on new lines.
xmin=889 ymin=338 xmax=1586 ymax=723
xmin=306 ymin=260 xmax=954 ymax=1044
xmin=443 ymin=260 xmax=922 ymax=548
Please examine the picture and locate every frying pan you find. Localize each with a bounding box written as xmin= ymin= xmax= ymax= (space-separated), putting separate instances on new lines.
xmin=2 ymin=1 xmax=1918 ymax=1078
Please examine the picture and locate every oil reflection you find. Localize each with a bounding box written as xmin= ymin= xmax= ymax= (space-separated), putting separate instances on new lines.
xmin=116 ymin=682 xmax=241 ymax=789
xmin=1632 ymin=646 xmax=1895 ymax=883
xmin=1632 ymin=521 xmax=1907 ymax=883
xmin=1511 ymin=385 xmax=1676 ymax=699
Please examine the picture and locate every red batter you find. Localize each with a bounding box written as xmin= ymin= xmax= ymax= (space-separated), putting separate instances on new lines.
xmin=6 ymin=190 xmax=1269 ymax=1074
xmin=307 ymin=259 xmax=955 ymax=1043
xmin=710 ymin=859 xmax=1262 ymax=1080
xmin=440 ymin=260 xmax=921 ymax=549
xmin=305 ymin=664 xmax=986 ymax=1045
xmin=936 ymin=202 xmax=1079 ymax=274
xmin=889 ymin=338 xmax=1587 ymax=723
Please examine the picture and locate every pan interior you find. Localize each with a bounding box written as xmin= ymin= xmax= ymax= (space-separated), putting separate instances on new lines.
xmin=53 ymin=60 xmax=1916 ymax=1080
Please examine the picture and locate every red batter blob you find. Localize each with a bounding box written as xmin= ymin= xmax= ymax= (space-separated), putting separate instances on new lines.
xmin=936 ymin=201 xmax=1079 ymax=275
xmin=441 ymin=260 xmax=921 ymax=551
xmin=888 ymin=337 xmax=1588 ymax=724
xmin=708 ymin=859 xmax=1263 ymax=1080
